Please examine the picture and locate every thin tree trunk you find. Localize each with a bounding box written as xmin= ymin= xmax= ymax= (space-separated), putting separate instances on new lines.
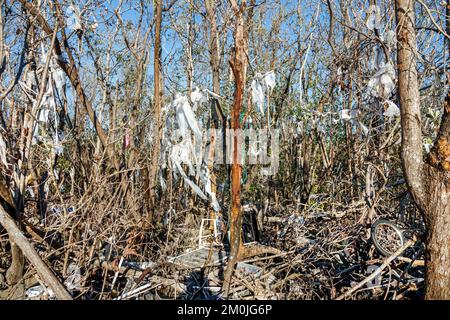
xmin=222 ymin=0 xmax=249 ymax=296
xmin=148 ymin=0 xmax=163 ymax=218
xmin=396 ymin=0 xmax=450 ymax=299
xmin=205 ymin=0 xmax=221 ymax=230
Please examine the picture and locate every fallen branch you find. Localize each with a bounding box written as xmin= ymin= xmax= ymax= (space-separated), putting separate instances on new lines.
xmin=336 ymin=239 xmax=414 ymax=300
xmin=0 ymin=205 xmax=72 ymax=300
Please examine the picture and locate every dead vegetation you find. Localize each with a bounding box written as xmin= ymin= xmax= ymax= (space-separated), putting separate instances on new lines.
xmin=0 ymin=0 xmax=448 ymax=300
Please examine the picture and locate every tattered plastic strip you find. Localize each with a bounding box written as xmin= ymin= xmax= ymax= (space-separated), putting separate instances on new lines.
xmin=174 ymin=94 xmax=202 ymax=140
xmin=0 ymin=133 xmax=8 ymax=166
xmin=173 ymin=160 xmax=208 ymax=201
xmin=250 ymin=71 xmax=276 ymax=116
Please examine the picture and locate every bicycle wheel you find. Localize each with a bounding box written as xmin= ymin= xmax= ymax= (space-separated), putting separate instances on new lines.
xmin=371 ymin=219 xmax=405 ymax=257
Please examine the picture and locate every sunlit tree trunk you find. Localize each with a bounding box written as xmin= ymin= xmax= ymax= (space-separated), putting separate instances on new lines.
xmin=148 ymin=0 xmax=163 ymax=219
xmin=205 ymin=0 xmax=222 ymax=232
xmin=395 ymin=0 xmax=450 ymax=299
xmin=222 ymin=0 xmax=249 ymax=297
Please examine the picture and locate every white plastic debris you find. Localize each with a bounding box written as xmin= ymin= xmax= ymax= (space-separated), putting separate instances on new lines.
xmin=383 ymin=100 xmax=400 ymax=118
xmin=360 ymin=122 xmax=369 ymax=136
xmin=367 ymin=62 xmax=396 ymax=99
xmin=251 ymin=71 xmax=276 ymax=115
xmin=190 ymin=86 xmax=207 ymax=111
xmin=0 ymin=134 xmax=8 ymax=166
xmin=251 ymin=78 xmax=265 ymax=115
xmin=67 ymin=4 xmax=82 ymax=32
xmin=385 ymin=30 xmax=396 ymax=48
xmin=366 ymin=5 xmax=382 ymax=31
xmin=339 ymin=109 xmax=352 ymax=120
xmin=25 ymin=285 xmax=55 ymax=299
xmin=262 ymin=70 xmax=276 ymax=93
xmin=52 ymin=66 xmax=66 ymax=95
xmin=174 ymin=94 xmax=202 ymax=140
xmin=170 ymin=92 xmax=222 ymax=212
xmin=64 ymin=263 xmax=82 ymax=291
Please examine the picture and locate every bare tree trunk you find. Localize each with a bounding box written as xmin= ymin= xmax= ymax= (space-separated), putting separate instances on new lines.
xmin=396 ymin=0 xmax=450 ymax=299
xmin=222 ymin=0 xmax=249 ymax=297
xmin=205 ymin=0 xmax=222 ymax=230
xmin=148 ymin=0 xmax=163 ymax=218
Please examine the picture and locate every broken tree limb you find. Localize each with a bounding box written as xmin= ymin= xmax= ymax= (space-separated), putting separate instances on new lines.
xmin=336 ymin=239 xmax=414 ymax=300
xmin=0 ymin=205 xmax=72 ymax=300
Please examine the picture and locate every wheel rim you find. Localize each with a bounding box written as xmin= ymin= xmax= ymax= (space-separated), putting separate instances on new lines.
xmin=373 ymin=222 xmax=404 ymax=256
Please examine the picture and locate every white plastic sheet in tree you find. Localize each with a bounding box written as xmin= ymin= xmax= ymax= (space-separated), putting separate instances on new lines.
xmin=339 ymin=109 xmax=352 ymax=120
xmin=251 ymin=71 xmax=276 ymax=116
xmin=367 ymin=62 xmax=395 ymax=99
xmin=385 ymin=30 xmax=396 ymax=48
xmin=0 ymin=134 xmax=8 ymax=166
xmin=174 ymin=94 xmax=202 ymax=140
xmin=190 ymin=87 xmax=207 ymax=111
xmin=366 ymin=5 xmax=382 ymax=31
xmin=200 ymin=166 xmax=220 ymax=212
xmin=383 ymin=100 xmax=400 ymax=117
xmin=53 ymin=66 xmax=66 ymax=96
xmin=263 ymin=71 xmax=276 ymax=93
xmin=170 ymin=92 xmax=222 ymax=212
xmin=251 ymin=78 xmax=265 ymax=115
xmin=67 ymin=4 xmax=82 ymax=32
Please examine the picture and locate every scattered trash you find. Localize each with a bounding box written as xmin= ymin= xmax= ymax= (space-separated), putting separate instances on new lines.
xmin=25 ymin=285 xmax=55 ymax=300
xmin=64 ymin=263 xmax=82 ymax=292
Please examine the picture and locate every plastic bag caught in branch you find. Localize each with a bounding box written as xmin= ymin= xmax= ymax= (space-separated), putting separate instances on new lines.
xmin=200 ymin=166 xmax=220 ymax=212
xmin=251 ymin=71 xmax=276 ymax=116
xmin=190 ymin=87 xmax=207 ymax=111
xmin=366 ymin=5 xmax=382 ymax=31
xmin=0 ymin=134 xmax=8 ymax=167
xmin=67 ymin=4 xmax=82 ymax=32
xmin=174 ymin=94 xmax=202 ymax=140
xmin=52 ymin=65 xmax=66 ymax=96
xmin=383 ymin=100 xmax=400 ymax=118
xmin=251 ymin=79 xmax=265 ymax=115
xmin=262 ymin=70 xmax=276 ymax=93
xmin=367 ymin=62 xmax=395 ymax=99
